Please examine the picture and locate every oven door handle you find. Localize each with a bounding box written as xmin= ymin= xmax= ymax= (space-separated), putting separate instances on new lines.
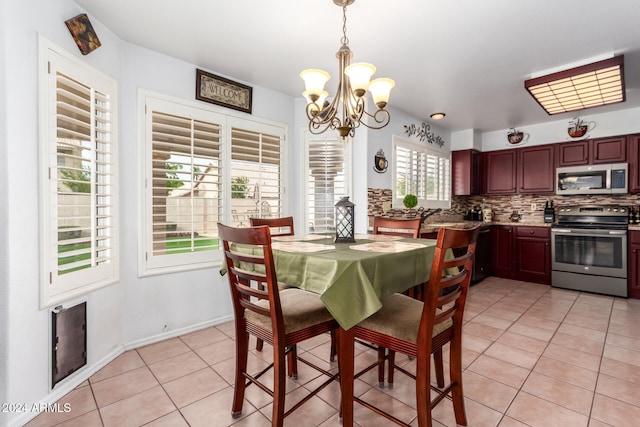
xmin=552 ymin=228 xmax=573 ymax=233
xmin=608 ymin=230 xmax=627 ymax=235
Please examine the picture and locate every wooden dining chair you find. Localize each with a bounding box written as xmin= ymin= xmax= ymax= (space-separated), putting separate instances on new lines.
xmin=218 ymin=223 xmax=339 ymax=427
xmin=373 ymin=216 xmax=423 ymax=299
xmin=250 ymin=216 xmax=337 ymax=361
xmin=353 ymin=226 xmax=480 ymax=427
xmin=250 ymin=216 xmax=294 ymax=236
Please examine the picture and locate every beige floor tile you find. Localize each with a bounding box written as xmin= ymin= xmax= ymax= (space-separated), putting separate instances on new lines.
xmin=563 ymin=313 xmax=609 ymax=332
xmin=606 ymin=322 xmax=640 ymax=340
xmin=514 ymin=313 xmax=560 ymax=332
xmin=506 ymin=391 xmax=588 ymax=427
xmin=91 ymin=366 xmax=159 ymax=408
xmin=599 ymin=357 xmax=640 ymax=385
xmin=591 ymin=393 xmax=640 ymax=426
xmin=352 ymin=387 xmax=416 ymax=426
xmin=498 ymin=416 xmax=530 ymax=427
xmin=550 ymin=332 xmax=604 ymax=355
xmin=484 ymin=342 xmax=540 ymax=370
xmin=542 ymin=343 xmax=601 ymax=372
xmin=467 ymin=355 xmax=530 ymax=389
xmin=522 ymin=372 xmax=594 ymax=416
xmin=143 ymin=410 xmax=190 ymax=427
xmin=180 ymin=387 xmax=258 ymax=427
xmin=462 ymin=332 xmax=493 ymax=353
xmin=148 ymin=349 xmax=208 ymax=384
xmin=470 ymin=313 xmax=514 ymax=331
xmin=163 ymin=367 xmax=229 ymax=408
xmin=137 ymin=337 xmax=191 ymax=365
xmin=462 ymin=370 xmax=518 ymax=413
xmin=596 ymin=373 xmax=640 ymax=408
xmin=463 ymin=321 xmax=505 ymax=341
xmin=25 ymin=387 xmax=97 ymax=427
xmin=496 ymin=330 xmax=548 ymax=355
xmin=557 ymin=323 xmax=606 ymax=344
xmin=180 ymin=326 xmax=228 ymax=349
xmin=90 ymin=350 xmax=145 ymax=383
xmin=587 ymin=419 xmax=615 ymax=427
xmin=99 ymin=386 xmax=175 ymax=427
xmin=605 ymin=333 xmax=640 ymax=352
xmin=194 ymin=337 xmax=237 ymax=366
xmin=533 ymin=356 xmax=598 ymax=391
xmin=260 ymin=387 xmax=337 ymax=426
xmin=602 ymin=343 xmax=640 ymax=368
xmin=507 ymin=322 xmax=555 ymax=342
xmin=55 ymin=410 xmax=103 ymax=427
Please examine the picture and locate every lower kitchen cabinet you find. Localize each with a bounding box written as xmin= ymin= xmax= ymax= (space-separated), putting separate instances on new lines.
xmin=628 ymin=231 xmax=640 ymax=299
xmin=491 ymin=225 xmax=550 ymax=284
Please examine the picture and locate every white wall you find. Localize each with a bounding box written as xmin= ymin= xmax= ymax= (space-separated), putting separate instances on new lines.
xmin=481 ymin=107 xmax=640 ymax=152
xmin=1 ymin=1 xmax=298 ymax=426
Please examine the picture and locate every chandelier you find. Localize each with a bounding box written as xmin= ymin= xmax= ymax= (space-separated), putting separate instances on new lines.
xmin=300 ymin=0 xmax=395 ymax=139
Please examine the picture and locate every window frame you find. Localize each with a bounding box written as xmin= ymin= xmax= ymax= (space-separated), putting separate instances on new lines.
xmin=138 ymin=91 xmax=287 ymax=277
xmin=302 ymin=131 xmax=352 ymax=234
xmin=392 ymin=135 xmax=451 ymax=210
xmin=39 ymin=37 xmax=119 ymax=308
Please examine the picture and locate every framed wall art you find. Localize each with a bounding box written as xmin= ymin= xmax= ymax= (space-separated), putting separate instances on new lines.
xmin=64 ymin=13 xmax=102 ymax=55
xmin=195 ymin=69 xmax=253 ymax=114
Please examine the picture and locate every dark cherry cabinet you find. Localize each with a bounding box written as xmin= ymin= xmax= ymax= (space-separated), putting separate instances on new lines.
xmin=628 ymin=231 xmax=640 ymax=299
xmin=452 ymin=149 xmax=481 ymax=195
xmin=626 ymin=134 xmax=640 ymax=193
xmin=491 ymin=225 xmax=550 ymax=284
xmin=484 ymin=150 xmax=517 ymax=194
xmin=557 ymin=140 xmax=589 ymax=166
xmin=591 ymin=136 xmax=627 ymax=164
xmin=491 ymin=226 xmax=515 ymax=278
xmin=514 ymin=227 xmax=551 ymax=284
xmin=518 ymin=145 xmax=555 ymax=193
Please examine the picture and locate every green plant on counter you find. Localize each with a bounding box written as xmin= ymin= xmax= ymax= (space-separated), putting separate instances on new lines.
xmin=403 ymin=194 xmax=418 ymax=209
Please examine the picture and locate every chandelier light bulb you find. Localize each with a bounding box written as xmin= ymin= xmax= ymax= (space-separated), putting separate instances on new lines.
xmin=368 ymin=78 xmax=395 ymax=109
xmin=300 ymin=69 xmax=331 ymax=100
xmin=344 ymin=63 xmax=376 ymax=97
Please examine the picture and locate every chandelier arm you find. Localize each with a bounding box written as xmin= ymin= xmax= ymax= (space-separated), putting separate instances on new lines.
xmin=359 ymin=108 xmax=391 ymax=129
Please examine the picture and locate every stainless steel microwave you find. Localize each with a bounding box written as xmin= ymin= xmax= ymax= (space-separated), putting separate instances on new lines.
xmin=556 ymin=163 xmax=628 ymax=195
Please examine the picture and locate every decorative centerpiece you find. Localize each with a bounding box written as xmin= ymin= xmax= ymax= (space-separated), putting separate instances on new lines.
xmin=334 ymin=196 xmax=355 ymax=243
xmin=507 ymin=128 xmax=524 ymax=145
xmin=568 ymin=118 xmax=589 ymax=138
xmin=402 ymin=194 xmax=418 ymax=217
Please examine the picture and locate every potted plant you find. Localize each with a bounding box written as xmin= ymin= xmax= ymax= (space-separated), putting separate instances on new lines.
xmin=402 ymin=194 xmax=418 ymax=216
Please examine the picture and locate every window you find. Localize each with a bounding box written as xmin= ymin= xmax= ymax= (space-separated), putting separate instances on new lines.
xmin=140 ymin=94 xmax=286 ymax=275
xmin=39 ymin=38 xmax=118 ymax=308
xmin=304 ymin=133 xmax=351 ymax=233
xmin=393 ymin=136 xmax=450 ymax=209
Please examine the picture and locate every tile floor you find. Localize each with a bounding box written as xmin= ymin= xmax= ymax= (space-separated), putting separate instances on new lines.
xmin=25 ymin=276 xmax=640 ymax=427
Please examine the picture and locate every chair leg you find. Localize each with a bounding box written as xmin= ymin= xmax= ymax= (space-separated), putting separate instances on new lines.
xmin=415 ymin=349 xmax=433 ymax=427
xmin=387 ymin=350 xmax=396 ymax=388
xmin=287 ymin=344 xmax=298 ymax=379
xmin=330 ymin=330 xmax=337 ymax=362
xmin=232 ymin=329 xmax=250 ymax=418
xmin=272 ymin=344 xmax=287 ymax=427
xmin=377 ymin=346 xmax=386 ymax=387
xmin=433 ymin=348 xmax=445 ymax=388
xmin=450 ymin=338 xmax=467 ymax=426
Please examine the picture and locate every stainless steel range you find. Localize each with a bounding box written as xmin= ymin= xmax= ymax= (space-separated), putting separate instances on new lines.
xmin=551 ymin=204 xmax=628 ymax=297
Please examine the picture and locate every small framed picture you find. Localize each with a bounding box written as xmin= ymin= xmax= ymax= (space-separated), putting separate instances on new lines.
xmin=65 ymin=13 xmax=102 ymax=55
xmin=196 ymin=69 xmax=253 ymax=114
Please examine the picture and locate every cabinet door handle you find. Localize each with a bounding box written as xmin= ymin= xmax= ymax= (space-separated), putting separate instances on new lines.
xmin=530 ymin=230 xmax=534 ymax=234
xmin=634 ymin=249 xmax=638 ymax=254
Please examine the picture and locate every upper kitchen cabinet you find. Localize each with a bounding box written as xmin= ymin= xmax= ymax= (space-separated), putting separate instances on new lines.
xmin=626 ymin=134 xmax=640 ymax=193
xmin=557 ymin=140 xmax=589 ymax=166
xmin=452 ymin=149 xmax=481 ymax=195
xmin=518 ymin=145 xmax=555 ymax=193
xmin=483 ymin=150 xmax=517 ymax=194
xmin=591 ymin=136 xmax=627 ymax=164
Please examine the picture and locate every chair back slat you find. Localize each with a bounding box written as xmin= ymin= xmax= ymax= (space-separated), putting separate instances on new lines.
xmin=418 ymin=226 xmax=480 ymax=351
xmin=373 ymin=216 xmax=421 ymax=238
xmin=219 ymin=223 xmax=285 ymax=338
xmin=250 ymin=216 xmax=294 ymax=237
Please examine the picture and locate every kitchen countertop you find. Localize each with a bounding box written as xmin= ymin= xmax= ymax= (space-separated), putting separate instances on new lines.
xmin=420 ymin=220 xmax=551 ymax=234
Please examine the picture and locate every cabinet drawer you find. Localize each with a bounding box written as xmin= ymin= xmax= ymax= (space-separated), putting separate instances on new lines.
xmin=516 ymin=226 xmax=549 ymax=238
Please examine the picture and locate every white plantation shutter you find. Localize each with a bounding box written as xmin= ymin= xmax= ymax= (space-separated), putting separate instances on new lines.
xmin=305 ymin=135 xmax=350 ymax=233
xmin=144 ymin=98 xmax=225 ymax=273
xmin=140 ymin=96 xmax=286 ymax=275
xmin=229 ymin=125 xmax=283 ymax=226
xmin=40 ymin=40 xmax=118 ymax=307
xmin=393 ymin=137 xmax=450 ymax=209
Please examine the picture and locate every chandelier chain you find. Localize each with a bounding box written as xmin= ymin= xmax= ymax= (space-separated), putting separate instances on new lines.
xmin=341 ymin=5 xmax=349 ymax=46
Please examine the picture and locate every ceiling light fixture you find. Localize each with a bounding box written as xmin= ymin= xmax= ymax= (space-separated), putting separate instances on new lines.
xmin=430 ymin=113 xmax=446 ymax=120
xmin=300 ymin=0 xmax=394 ymax=139
xmin=524 ymin=55 xmax=625 ymax=115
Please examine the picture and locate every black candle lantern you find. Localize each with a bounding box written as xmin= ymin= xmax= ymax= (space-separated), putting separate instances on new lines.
xmin=335 ymin=196 xmax=355 ymax=243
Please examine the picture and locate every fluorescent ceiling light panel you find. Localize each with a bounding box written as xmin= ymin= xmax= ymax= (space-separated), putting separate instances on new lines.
xmin=524 ymin=55 xmax=625 ymax=115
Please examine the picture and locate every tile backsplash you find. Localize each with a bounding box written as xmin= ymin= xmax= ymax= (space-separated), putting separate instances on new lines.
xmin=368 ymin=188 xmax=640 ymax=224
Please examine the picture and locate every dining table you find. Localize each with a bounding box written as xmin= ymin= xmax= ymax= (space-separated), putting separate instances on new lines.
xmin=262 ymin=232 xmax=445 ymax=427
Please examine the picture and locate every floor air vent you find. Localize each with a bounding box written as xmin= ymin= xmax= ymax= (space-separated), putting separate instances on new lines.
xmin=52 ymin=302 xmax=87 ymax=387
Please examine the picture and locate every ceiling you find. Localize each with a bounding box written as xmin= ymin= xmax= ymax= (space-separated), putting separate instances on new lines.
xmin=74 ymin=0 xmax=640 ymax=133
